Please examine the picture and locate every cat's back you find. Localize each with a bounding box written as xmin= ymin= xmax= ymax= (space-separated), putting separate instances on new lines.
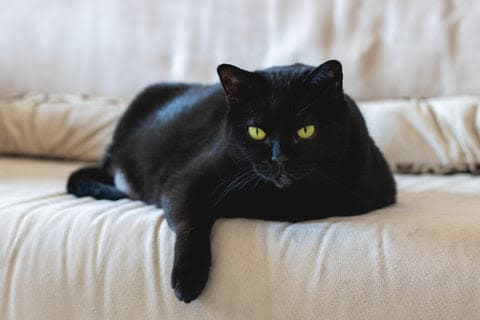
xmin=109 ymin=82 xmax=227 ymax=150
xmin=111 ymin=83 xmax=217 ymax=142
xmin=106 ymin=82 xmax=228 ymax=199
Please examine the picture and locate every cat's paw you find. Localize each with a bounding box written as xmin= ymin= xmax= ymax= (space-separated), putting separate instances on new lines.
xmin=171 ymin=255 xmax=210 ymax=303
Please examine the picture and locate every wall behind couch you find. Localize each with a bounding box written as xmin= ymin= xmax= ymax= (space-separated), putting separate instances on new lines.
xmin=1 ymin=0 xmax=479 ymax=100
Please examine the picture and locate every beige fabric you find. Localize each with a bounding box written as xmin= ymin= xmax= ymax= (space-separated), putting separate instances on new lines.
xmin=1 ymin=0 xmax=480 ymax=100
xmin=0 ymin=93 xmax=127 ymax=161
xmin=1 ymin=156 xmax=480 ymax=319
xmin=359 ymin=96 xmax=480 ymax=174
xmin=1 ymin=93 xmax=479 ymax=172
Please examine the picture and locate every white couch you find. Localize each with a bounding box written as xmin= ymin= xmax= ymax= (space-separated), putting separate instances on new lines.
xmin=1 ymin=1 xmax=480 ymax=319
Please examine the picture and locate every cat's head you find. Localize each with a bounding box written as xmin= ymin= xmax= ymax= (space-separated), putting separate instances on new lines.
xmin=217 ymin=60 xmax=349 ymax=189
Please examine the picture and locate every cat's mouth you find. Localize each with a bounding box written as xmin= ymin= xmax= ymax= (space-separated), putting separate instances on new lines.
xmin=254 ymin=164 xmax=293 ymax=189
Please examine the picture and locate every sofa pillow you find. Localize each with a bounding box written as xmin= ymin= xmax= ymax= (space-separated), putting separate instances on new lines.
xmin=359 ymin=96 xmax=480 ymax=174
xmin=0 ymin=93 xmax=127 ymax=161
xmin=0 ymin=93 xmax=479 ymax=173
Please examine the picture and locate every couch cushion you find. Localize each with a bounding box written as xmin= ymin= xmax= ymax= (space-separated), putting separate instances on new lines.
xmin=1 ymin=93 xmax=479 ymax=173
xmin=361 ymin=96 xmax=480 ymax=174
xmin=1 ymin=156 xmax=480 ymax=319
xmin=0 ymin=93 xmax=127 ymax=161
xmin=1 ymin=0 xmax=480 ymax=100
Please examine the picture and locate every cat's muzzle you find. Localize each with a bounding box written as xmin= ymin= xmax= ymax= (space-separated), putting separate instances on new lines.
xmin=272 ymin=165 xmax=292 ymax=189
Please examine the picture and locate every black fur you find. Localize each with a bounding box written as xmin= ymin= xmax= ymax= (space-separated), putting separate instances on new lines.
xmin=67 ymin=167 xmax=127 ymax=200
xmin=67 ymin=60 xmax=396 ymax=303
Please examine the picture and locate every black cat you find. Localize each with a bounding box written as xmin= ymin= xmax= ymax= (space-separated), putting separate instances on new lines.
xmin=67 ymin=60 xmax=396 ymax=303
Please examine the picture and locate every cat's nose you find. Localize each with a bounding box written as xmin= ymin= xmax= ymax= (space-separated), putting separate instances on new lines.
xmin=272 ymin=142 xmax=288 ymax=164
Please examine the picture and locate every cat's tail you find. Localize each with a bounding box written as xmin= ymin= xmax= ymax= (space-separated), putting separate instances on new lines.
xmin=67 ymin=166 xmax=128 ymax=201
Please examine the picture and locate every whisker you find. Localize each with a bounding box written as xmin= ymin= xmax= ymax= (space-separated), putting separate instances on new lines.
xmin=212 ymin=168 xmax=258 ymax=206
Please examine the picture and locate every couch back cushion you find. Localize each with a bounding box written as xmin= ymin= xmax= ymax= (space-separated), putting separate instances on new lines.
xmin=1 ymin=93 xmax=479 ymax=174
xmin=1 ymin=0 xmax=480 ymax=100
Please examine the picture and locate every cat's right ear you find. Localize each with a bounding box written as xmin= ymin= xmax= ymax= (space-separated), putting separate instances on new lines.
xmin=217 ymin=64 xmax=255 ymax=102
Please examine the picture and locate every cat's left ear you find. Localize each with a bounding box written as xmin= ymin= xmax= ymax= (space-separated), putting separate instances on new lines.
xmin=217 ymin=64 xmax=256 ymax=102
xmin=306 ymin=60 xmax=343 ymax=92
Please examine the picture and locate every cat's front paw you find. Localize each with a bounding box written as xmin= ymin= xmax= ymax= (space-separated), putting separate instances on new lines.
xmin=171 ymin=254 xmax=210 ymax=303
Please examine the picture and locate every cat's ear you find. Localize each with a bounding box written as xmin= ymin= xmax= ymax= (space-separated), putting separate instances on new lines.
xmin=306 ymin=60 xmax=343 ymax=91
xmin=217 ymin=64 xmax=256 ymax=101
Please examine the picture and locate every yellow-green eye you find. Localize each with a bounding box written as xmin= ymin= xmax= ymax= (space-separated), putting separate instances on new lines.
xmin=248 ymin=126 xmax=267 ymax=141
xmin=297 ymin=125 xmax=315 ymax=139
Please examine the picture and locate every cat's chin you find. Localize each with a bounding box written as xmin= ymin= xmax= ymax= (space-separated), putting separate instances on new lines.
xmin=259 ymin=173 xmax=292 ymax=189
xmin=273 ymin=174 xmax=292 ymax=189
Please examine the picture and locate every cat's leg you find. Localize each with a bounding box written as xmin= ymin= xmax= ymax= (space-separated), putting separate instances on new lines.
xmin=160 ymin=170 xmax=217 ymax=303
xmin=170 ymin=218 xmax=213 ymax=303
xmin=67 ymin=166 xmax=128 ymax=200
